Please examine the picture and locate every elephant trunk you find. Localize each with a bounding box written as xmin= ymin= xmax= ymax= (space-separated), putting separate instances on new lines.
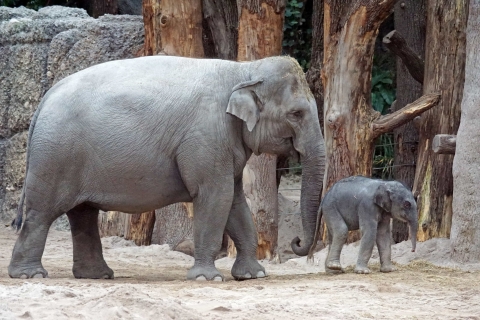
xmin=409 ymin=220 xmax=418 ymax=252
xmin=291 ymin=138 xmax=325 ymax=256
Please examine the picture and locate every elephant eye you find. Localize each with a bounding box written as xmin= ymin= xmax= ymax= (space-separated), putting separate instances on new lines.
xmin=288 ymin=110 xmax=304 ymax=121
xmin=403 ymin=201 xmax=411 ymax=209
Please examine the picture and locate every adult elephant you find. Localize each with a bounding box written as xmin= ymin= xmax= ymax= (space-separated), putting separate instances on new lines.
xmin=8 ymin=56 xmax=325 ymax=281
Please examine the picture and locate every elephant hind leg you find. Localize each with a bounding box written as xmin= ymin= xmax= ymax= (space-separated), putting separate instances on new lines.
xmin=325 ymin=214 xmax=348 ymax=272
xmin=8 ymin=208 xmax=61 ymax=278
xmin=67 ymin=204 xmax=113 ymax=279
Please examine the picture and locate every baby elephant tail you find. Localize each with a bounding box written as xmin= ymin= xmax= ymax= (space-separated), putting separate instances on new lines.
xmin=307 ymin=206 xmax=324 ymax=262
xmin=11 ymin=187 xmax=25 ymax=232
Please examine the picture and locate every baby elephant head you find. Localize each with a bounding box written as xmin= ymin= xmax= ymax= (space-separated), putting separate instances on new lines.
xmin=374 ymin=182 xmax=418 ymax=252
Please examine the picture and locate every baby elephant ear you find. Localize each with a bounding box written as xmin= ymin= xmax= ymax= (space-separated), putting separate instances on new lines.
xmin=226 ymin=79 xmax=264 ymax=132
xmin=374 ymin=183 xmax=392 ymax=212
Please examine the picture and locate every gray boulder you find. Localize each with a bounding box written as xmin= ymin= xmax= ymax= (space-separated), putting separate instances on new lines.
xmin=0 ymin=6 xmax=144 ymax=226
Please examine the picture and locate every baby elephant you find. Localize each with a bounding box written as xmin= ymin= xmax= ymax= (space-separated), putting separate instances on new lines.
xmin=308 ymin=176 xmax=418 ymax=274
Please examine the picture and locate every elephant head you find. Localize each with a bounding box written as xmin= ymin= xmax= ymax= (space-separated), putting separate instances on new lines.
xmin=374 ymin=181 xmax=418 ymax=252
xmin=227 ymin=56 xmax=325 ymax=256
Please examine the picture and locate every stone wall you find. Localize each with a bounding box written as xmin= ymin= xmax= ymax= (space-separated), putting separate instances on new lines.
xmin=0 ymin=6 xmax=144 ymax=225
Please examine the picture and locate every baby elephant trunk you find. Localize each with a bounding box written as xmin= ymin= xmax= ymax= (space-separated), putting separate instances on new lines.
xmin=409 ymin=222 xmax=417 ymax=252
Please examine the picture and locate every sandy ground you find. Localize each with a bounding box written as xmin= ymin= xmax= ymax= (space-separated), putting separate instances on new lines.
xmin=1 ymin=225 xmax=480 ymax=320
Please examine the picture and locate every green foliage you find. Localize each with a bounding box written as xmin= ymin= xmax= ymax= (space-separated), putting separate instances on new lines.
xmin=371 ymin=57 xmax=396 ymax=115
xmin=373 ymin=133 xmax=395 ymax=180
xmin=283 ymin=0 xmax=312 ymax=70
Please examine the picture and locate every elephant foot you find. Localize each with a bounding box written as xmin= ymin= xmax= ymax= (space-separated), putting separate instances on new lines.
xmin=73 ymin=261 xmax=114 ymax=279
xmin=8 ymin=263 xmax=48 ymax=279
xmin=231 ymin=258 xmax=267 ymax=281
xmin=187 ymin=264 xmax=224 ymax=281
xmin=326 ymin=260 xmax=342 ymax=271
xmin=380 ymin=264 xmax=397 ymax=273
xmin=325 ymin=266 xmax=345 ymax=274
xmin=354 ymin=265 xmax=371 ymax=274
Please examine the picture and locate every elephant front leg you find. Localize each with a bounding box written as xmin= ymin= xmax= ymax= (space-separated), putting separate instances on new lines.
xmin=355 ymin=219 xmax=378 ymax=274
xmin=225 ymin=180 xmax=266 ymax=280
xmin=377 ymin=215 xmax=396 ymax=273
xmin=67 ymin=205 xmax=113 ymax=279
xmin=187 ymin=181 xmax=234 ymax=281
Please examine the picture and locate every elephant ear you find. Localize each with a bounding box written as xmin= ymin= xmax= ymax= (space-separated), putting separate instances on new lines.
xmin=374 ymin=183 xmax=392 ymax=212
xmin=226 ymin=79 xmax=264 ymax=132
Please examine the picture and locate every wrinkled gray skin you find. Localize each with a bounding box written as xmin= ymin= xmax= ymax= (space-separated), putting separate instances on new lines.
xmin=309 ymin=176 xmax=418 ymax=274
xmin=8 ymin=55 xmax=325 ymax=281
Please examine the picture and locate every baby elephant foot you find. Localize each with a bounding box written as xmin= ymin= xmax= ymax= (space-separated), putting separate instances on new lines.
xmin=354 ymin=265 xmax=371 ymax=274
xmin=380 ymin=264 xmax=397 ymax=273
xmin=326 ymin=260 xmax=342 ymax=271
xmin=187 ymin=264 xmax=224 ymax=281
xmin=325 ymin=266 xmax=345 ymax=274
xmin=73 ymin=262 xmax=114 ymax=279
xmin=8 ymin=263 xmax=48 ymax=279
xmin=231 ymin=258 xmax=267 ymax=280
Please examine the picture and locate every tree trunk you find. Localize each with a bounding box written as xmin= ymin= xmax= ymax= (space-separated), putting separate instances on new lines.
xmin=125 ymin=211 xmax=156 ymax=246
xmin=152 ymin=203 xmax=194 ymax=250
xmin=306 ymin=0 xmax=324 ymax=130
xmin=412 ymin=0 xmax=467 ymax=241
xmin=90 ymin=0 xmax=118 ymax=18
xmin=389 ymin=0 xmax=426 ymax=243
xmin=142 ymin=0 xmax=162 ymax=56
xmin=227 ymin=0 xmax=285 ymax=260
xmin=322 ymin=0 xmax=439 ymax=243
xmin=98 ymin=211 xmax=127 ymax=238
xmin=202 ymin=0 xmax=238 ymax=60
xmin=451 ymin=0 xmax=480 ymax=262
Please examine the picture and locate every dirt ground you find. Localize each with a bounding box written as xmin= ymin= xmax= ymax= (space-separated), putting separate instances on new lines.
xmin=1 ymin=226 xmax=480 ymax=320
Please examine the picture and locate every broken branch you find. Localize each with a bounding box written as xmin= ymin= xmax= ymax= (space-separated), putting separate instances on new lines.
xmin=383 ymin=30 xmax=425 ymax=84
xmin=372 ymin=93 xmax=440 ymax=138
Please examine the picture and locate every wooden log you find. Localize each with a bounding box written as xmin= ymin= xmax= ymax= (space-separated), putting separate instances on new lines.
xmin=383 ymin=30 xmax=425 ymax=84
xmin=432 ymin=134 xmax=456 ymax=154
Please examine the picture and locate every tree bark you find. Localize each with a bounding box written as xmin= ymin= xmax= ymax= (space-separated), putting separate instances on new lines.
xmin=125 ymin=211 xmax=156 ymax=246
xmin=322 ymin=0 xmax=439 ymax=243
xmin=432 ymin=134 xmax=456 ymax=154
xmin=142 ymin=0 xmax=162 ymax=56
xmin=90 ymin=0 xmax=118 ymax=18
xmin=413 ymin=0 xmax=467 ymax=241
xmin=202 ymin=0 xmax=238 ymax=60
xmin=152 ymin=203 xmax=194 ymax=250
xmin=98 ymin=211 xmax=127 ymax=238
xmin=451 ymin=0 xmax=480 ymax=263
xmin=306 ymin=0 xmax=324 ymax=130
xmin=389 ymin=0 xmax=426 ymax=243
xmin=228 ymin=0 xmax=285 ymax=260
xmin=383 ymin=30 xmax=424 ymax=84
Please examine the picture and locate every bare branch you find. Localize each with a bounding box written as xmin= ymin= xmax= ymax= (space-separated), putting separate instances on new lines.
xmin=433 ymin=134 xmax=456 ymax=154
xmin=383 ymin=30 xmax=425 ymax=84
xmin=372 ymin=93 xmax=440 ymax=138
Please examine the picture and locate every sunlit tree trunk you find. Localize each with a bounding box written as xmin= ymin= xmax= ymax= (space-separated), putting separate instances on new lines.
xmin=413 ymin=0 xmax=467 ymax=241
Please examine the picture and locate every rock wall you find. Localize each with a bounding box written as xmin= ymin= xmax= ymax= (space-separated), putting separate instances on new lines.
xmin=0 ymin=6 xmax=144 ymax=225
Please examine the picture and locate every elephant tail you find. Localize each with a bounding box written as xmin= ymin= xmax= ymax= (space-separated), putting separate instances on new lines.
xmin=307 ymin=204 xmax=324 ymax=262
xmin=12 ymin=97 xmax=45 ymax=232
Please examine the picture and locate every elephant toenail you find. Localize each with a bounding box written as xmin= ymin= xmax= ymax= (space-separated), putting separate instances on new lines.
xmin=196 ymin=276 xmax=207 ymax=281
xmin=213 ymin=276 xmax=223 ymax=282
xmin=244 ymin=273 xmax=252 ymax=279
xmin=32 ymin=273 xmax=44 ymax=278
xmin=256 ymin=271 xmax=266 ymax=278
xmin=20 ymin=274 xmax=28 ymax=279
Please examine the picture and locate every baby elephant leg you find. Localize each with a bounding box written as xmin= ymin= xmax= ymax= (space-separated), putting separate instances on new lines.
xmin=377 ymin=215 xmax=396 ymax=272
xmin=355 ymin=219 xmax=378 ymax=274
xmin=325 ymin=212 xmax=348 ymax=272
